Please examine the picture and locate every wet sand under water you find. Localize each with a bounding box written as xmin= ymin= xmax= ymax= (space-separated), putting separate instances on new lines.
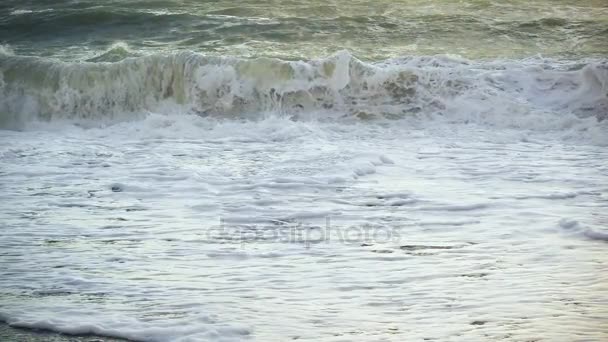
xmin=0 ymin=323 xmax=127 ymax=342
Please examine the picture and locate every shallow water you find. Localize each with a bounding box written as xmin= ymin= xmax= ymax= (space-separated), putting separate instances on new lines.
xmin=1 ymin=118 xmax=607 ymax=341
xmin=1 ymin=0 xmax=607 ymax=341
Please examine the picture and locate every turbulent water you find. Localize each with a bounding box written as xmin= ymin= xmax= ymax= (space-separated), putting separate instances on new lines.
xmin=1 ymin=1 xmax=607 ymax=341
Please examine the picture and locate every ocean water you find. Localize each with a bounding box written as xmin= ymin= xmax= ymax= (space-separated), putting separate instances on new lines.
xmin=1 ymin=1 xmax=607 ymax=341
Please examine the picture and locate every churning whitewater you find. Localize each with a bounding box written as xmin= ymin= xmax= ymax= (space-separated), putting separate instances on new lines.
xmin=1 ymin=50 xmax=607 ymax=140
xmin=1 ymin=0 xmax=607 ymax=341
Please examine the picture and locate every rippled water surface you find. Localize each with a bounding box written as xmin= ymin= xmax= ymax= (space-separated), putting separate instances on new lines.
xmin=2 ymin=120 xmax=607 ymax=341
xmin=1 ymin=0 xmax=607 ymax=59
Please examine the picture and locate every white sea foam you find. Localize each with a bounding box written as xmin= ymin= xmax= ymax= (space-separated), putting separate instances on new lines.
xmin=1 ymin=114 xmax=606 ymax=341
xmin=0 ymin=51 xmax=606 ymax=145
xmin=0 ymin=48 xmax=607 ymax=341
xmin=9 ymin=8 xmax=53 ymax=16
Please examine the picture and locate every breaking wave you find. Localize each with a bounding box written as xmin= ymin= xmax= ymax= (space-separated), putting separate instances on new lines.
xmin=0 ymin=49 xmax=606 ymax=133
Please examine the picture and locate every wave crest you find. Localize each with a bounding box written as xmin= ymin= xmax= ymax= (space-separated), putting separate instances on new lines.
xmin=0 ymin=51 xmax=606 ymax=131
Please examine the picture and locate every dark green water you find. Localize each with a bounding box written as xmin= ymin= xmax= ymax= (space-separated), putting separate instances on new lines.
xmin=1 ymin=0 xmax=607 ymax=60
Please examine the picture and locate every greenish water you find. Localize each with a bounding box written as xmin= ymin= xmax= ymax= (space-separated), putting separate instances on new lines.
xmin=1 ymin=0 xmax=607 ymax=60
